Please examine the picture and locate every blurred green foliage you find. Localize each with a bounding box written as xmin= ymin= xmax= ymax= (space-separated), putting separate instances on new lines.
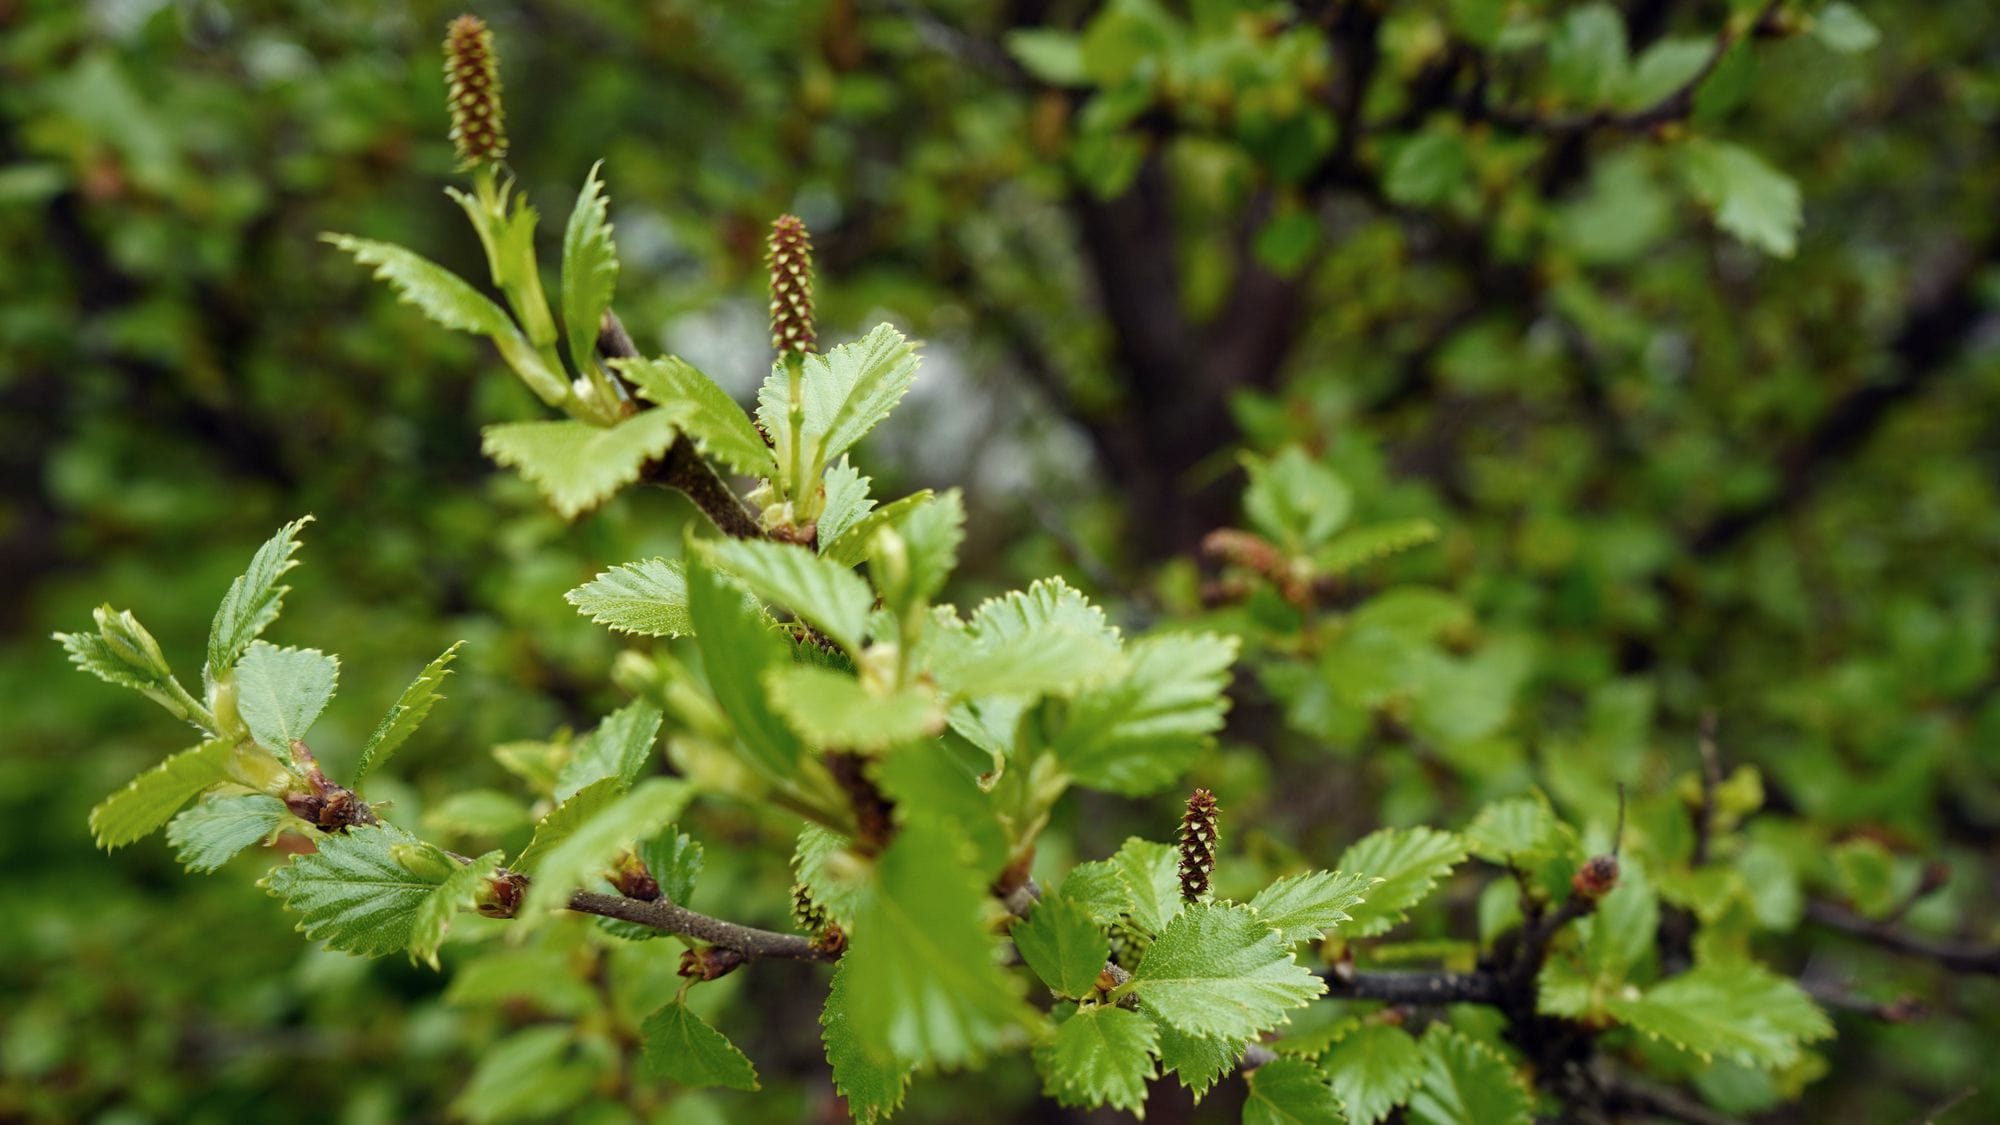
xmin=4 ymin=0 xmax=1997 ymax=1121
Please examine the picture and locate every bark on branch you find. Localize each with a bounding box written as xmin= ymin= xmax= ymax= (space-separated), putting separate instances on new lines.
xmin=567 ymin=890 xmax=835 ymax=962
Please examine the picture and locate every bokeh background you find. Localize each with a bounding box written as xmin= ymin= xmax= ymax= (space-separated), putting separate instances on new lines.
xmin=3 ymin=0 xmax=1996 ymax=1121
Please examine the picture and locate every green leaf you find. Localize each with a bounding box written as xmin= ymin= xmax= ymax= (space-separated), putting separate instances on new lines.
xmin=641 ymin=1000 xmax=761 ymax=1091
xmin=1013 ymin=892 xmax=1111 ymax=998
xmin=618 ymin=355 xmax=774 ymax=478
xmin=645 ymin=828 xmax=704 ymax=904
xmin=424 ymin=789 xmax=533 ymax=839
xmin=1813 ymin=2 xmax=1880 ymax=54
xmin=933 ymin=578 xmax=1126 ymax=699
xmin=324 ymin=234 xmax=518 ymax=338
xmin=262 ymin=822 xmax=447 ymax=957
xmin=453 ymin=1026 xmax=602 ymax=1125
xmin=1005 ymin=28 xmax=1086 ymax=86
xmin=766 ymin=665 xmax=942 ymax=750
xmin=843 ymin=818 xmax=1030 ymax=1068
xmin=206 ymin=516 xmax=311 ymax=681
xmin=1055 ymin=633 xmax=1239 ymax=795
xmin=1408 ymin=1024 xmax=1532 ymax=1125
xmin=1111 ymin=837 xmax=1185 ymax=936
xmin=481 ymin=409 xmax=686 ymax=520
xmin=823 ymin=490 xmax=935 ymax=567
xmin=408 ymin=849 xmax=503 ymax=968
xmin=567 ymin=558 xmax=691 ymax=638
xmin=1603 ymin=961 xmax=1832 ymax=1069
xmin=89 ymin=739 xmax=234 ymax=849
xmin=1324 ymin=1023 xmax=1425 ymax=1125
xmin=553 ymin=702 xmax=665 ymax=801
xmin=1617 ymin=37 xmax=1715 ymax=111
xmin=1127 ymin=903 xmax=1326 ymax=1040
xmin=822 ymin=959 xmax=914 ymax=1124
xmin=1154 ymin=1020 xmax=1244 ymax=1101
xmin=705 ymin=538 xmax=874 ymax=657
xmin=1244 ymin=1057 xmax=1345 ymax=1125
xmin=514 ymin=776 xmax=623 ymax=873
xmin=1463 ymin=794 xmax=1578 ymax=866
xmin=58 ymin=606 xmax=206 ymax=728
xmin=166 ymin=793 xmax=288 ymax=872
xmin=1244 ymin=446 xmax=1353 ymax=552
xmin=1580 ymin=861 xmax=1659 ymax=986
xmin=521 ymin=777 xmax=696 ymax=918
xmin=1249 ymin=870 xmax=1378 ymax=945
xmin=1034 ymin=1004 xmax=1157 ymax=1115
xmin=795 ymin=826 xmax=871 ymax=931
xmin=888 ymin=489 xmax=965 ymax=607
xmin=872 ymin=744 xmax=1010 ymax=876
xmin=1384 ymin=128 xmax=1470 ymax=208
xmin=355 ymin=641 xmax=464 ymax=782
xmin=559 ymin=161 xmax=619 ymax=384
xmin=1547 ymin=2 xmax=1629 ymax=106
xmin=1336 ymin=827 xmax=1468 ymax=938
xmin=446 ymin=948 xmax=598 ymax=1016
xmin=816 ymin=458 xmax=874 ymax=552
xmin=1681 ymin=138 xmax=1802 ymax=258
xmin=801 ymin=322 xmax=922 ymax=467
xmin=686 ymin=559 xmax=805 ymax=783
xmin=1316 ymin=519 xmax=1440 ymax=576
xmin=233 ymin=642 xmax=339 ymax=753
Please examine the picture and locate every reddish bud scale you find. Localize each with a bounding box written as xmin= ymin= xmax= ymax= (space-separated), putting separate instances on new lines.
xmin=1571 ymin=854 xmax=1621 ymax=900
xmin=444 ymin=15 xmax=507 ymax=169
xmin=767 ymin=214 xmax=816 ymax=355
xmin=1179 ymin=788 xmax=1220 ymax=903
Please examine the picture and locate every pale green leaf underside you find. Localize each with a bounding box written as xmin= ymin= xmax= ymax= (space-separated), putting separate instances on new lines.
xmin=619 ymin=355 xmax=774 ymax=478
xmin=514 ymin=775 xmax=623 ymax=873
xmin=90 ymin=738 xmax=234 ymax=849
xmin=642 ymin=1000 xmax=761 ymax=1091
xmin=1111 ymin=837 xmax=1184 ymax=936
xmin=167 ymin=792 xmax=289 ymax=872
xmin=481 ymin=409 xmax=686 ymax=520
xmin=566 ymin=557 xmax=692 ymax=637
xmin=356 ymin=641 xmax=464 ymax=782
xmin=1034 ymin=1004 xmax=1157 ymax=1115
xmin=766 ymin=665 xmax=942 ymax=750
xmin=325 ymin=234 xmax=519 ymax=338
xmin=802 ymin=322 xmax=922 ymax=467
xmin=816 ymin=458 xmax=875 ymax=554
xmin=1128 ymin=902 xmax=1326 ymax=1040
xmin=234 ymin=642 xmax=339 ymax=753
xmin=822 ymin=490 xmax=935 ymax=567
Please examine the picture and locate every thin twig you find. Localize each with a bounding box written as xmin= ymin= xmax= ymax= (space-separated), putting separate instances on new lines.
xmin=1805 ymin=901 xmax=2000 ymax=976
xmin=568 ymin=890 xmax=835 ymax=962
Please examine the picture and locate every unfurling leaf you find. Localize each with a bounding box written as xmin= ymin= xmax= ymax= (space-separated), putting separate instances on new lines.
xmin=481 ymin=410 xmax=686 ymax=520
xmin=355 ymin=641 xmax=464 ymax=782
xmin=560 ymin=161 xmax=619 ymax=382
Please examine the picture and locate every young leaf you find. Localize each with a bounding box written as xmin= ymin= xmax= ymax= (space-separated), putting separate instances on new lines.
xmin=1323 ymin=1022 xmax=1425 ymax=1125
xmin=1603 ymin=961 xmax=1832 ymax=1070
xmin=931 ymin=578 xmax=1125 ymax=700
xmin=1013 ymin=892 xmax=1112 ymax=998
xmin=822 ymin=490 xmax=935 ymax=567
xmin=890 ymin=489 xmax=964 ymax=606
xmin=262 ymin=822 xmax=449 ymax=957
xmin=89 ymin=739 xmax=234 ymax=850
xmin=566 ymin=558 xmax=692 ymax=638
xmin=766 ymin=665 xmax=942 ymax=750
xmin=1244 ymin=1056 xmax=1345 ymax=1125
xmin=1547 ymin=2 xmax=1629 ymax=106
xmin=1316 ymin=519 xmax=1440 ymax=576
xmin=822 ymin=958 xmax=913 ymax=1124
xmin=452 ymin=1025 xmax=602 ymax=1125
xmin=355 ymin=641 xmax=464 ymax=782
xmin=704 ymin=538 xmax=874 ymax=657
xmin=424 ymin=789 xmax=534 ymax=839
xmin=1127 ymin=902 xmax=1326 ymax=1040
xmin=1033 ymin=1004 xmax=1158 ymax=1115
xmin=1383 ymin=127 xmax=1471 ymax=208
xmin=1336 ymin=827 xmax=1468 ymax=938
xmin=1812 ymin=2 xmax=1880 ymax=54
xmin=324 ymin=234 xmax=519 ymax=338
xmin=642 ymin=828 xmax=704 ymax=904
xmin=795 ymin=825 xmax=871 ymax=931
xmin=1680 ymin=138 xmax=1802 ymax=258
xmin=1408 ymin=1024 xmax=1532 ymax=1125
xmin=408 ymin=849 xmax=504 ymax=969
xmin=559 ymin=161 xmax=619 ymax=383
xmin=618 ymin=355 xmax=774 ymax=478
xmin=205 ymin=516 xmax=312 ymax=681
xmin=520 ymin=776 xmax=695 ymax=918
xmin=685 ymin=560 xmax=805 ymax=783
xmin=843 ymin=818 xmax=1031 ymax=1068
xmin=552 ymin=701 xmax=665 ymax=800
xmin=233 ymin=642 xmax=339 ymax=753
xmin=1249 ymin=870 xmax=1378 ymax=945
xmin=801 ymin=322 xmax=921 ymax=467
xmin=1243 ymin=446 xmax=1352 ymax=553
xmin=58 ymin=606 xmax=207 ymax=729
xmin=514 ymin=776 xmax=624 ymax=873
xmin=1154 ymin=1019 xmax=1244 ymax=1101
xmin=166 ymin=792 xmax=289 ymax=872
xmin=480 ymin=410 xmax=685 ymax=520
xmin=641 ymin=1000 xmax=761 ymax=1091
xmin=1111 ymin=837 xmax=1185 ymax=936
xmin=1463 ymin=794 xmax=1578 ymax=867
xmin=1054 ymin=633 xmax=1239 ymax=795
xmin=816 ymin=458 xmax=875 ymax=553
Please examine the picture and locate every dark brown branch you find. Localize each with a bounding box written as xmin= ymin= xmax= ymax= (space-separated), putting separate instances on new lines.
xmin=568 ymin=890 xmax=836 ymax=962
xmin=596 ymin=311 xmax=764 ymax=538
xmin=1804 ymin=901 xmax=2000 ymax=976
xmin=1321 ymin=969 xmax=1507 ymax=1005
xmin=1603 ymin=1069 xmax=1746 ymax=1125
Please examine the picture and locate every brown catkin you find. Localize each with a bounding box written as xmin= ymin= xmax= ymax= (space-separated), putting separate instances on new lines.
xmin=1179 ymin=788 xmax=1220 ymax=902
xmin=767 ymin=214 xmax=816 ymax=355
xmin=444 ymin=15 xmax=507 ymax=168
